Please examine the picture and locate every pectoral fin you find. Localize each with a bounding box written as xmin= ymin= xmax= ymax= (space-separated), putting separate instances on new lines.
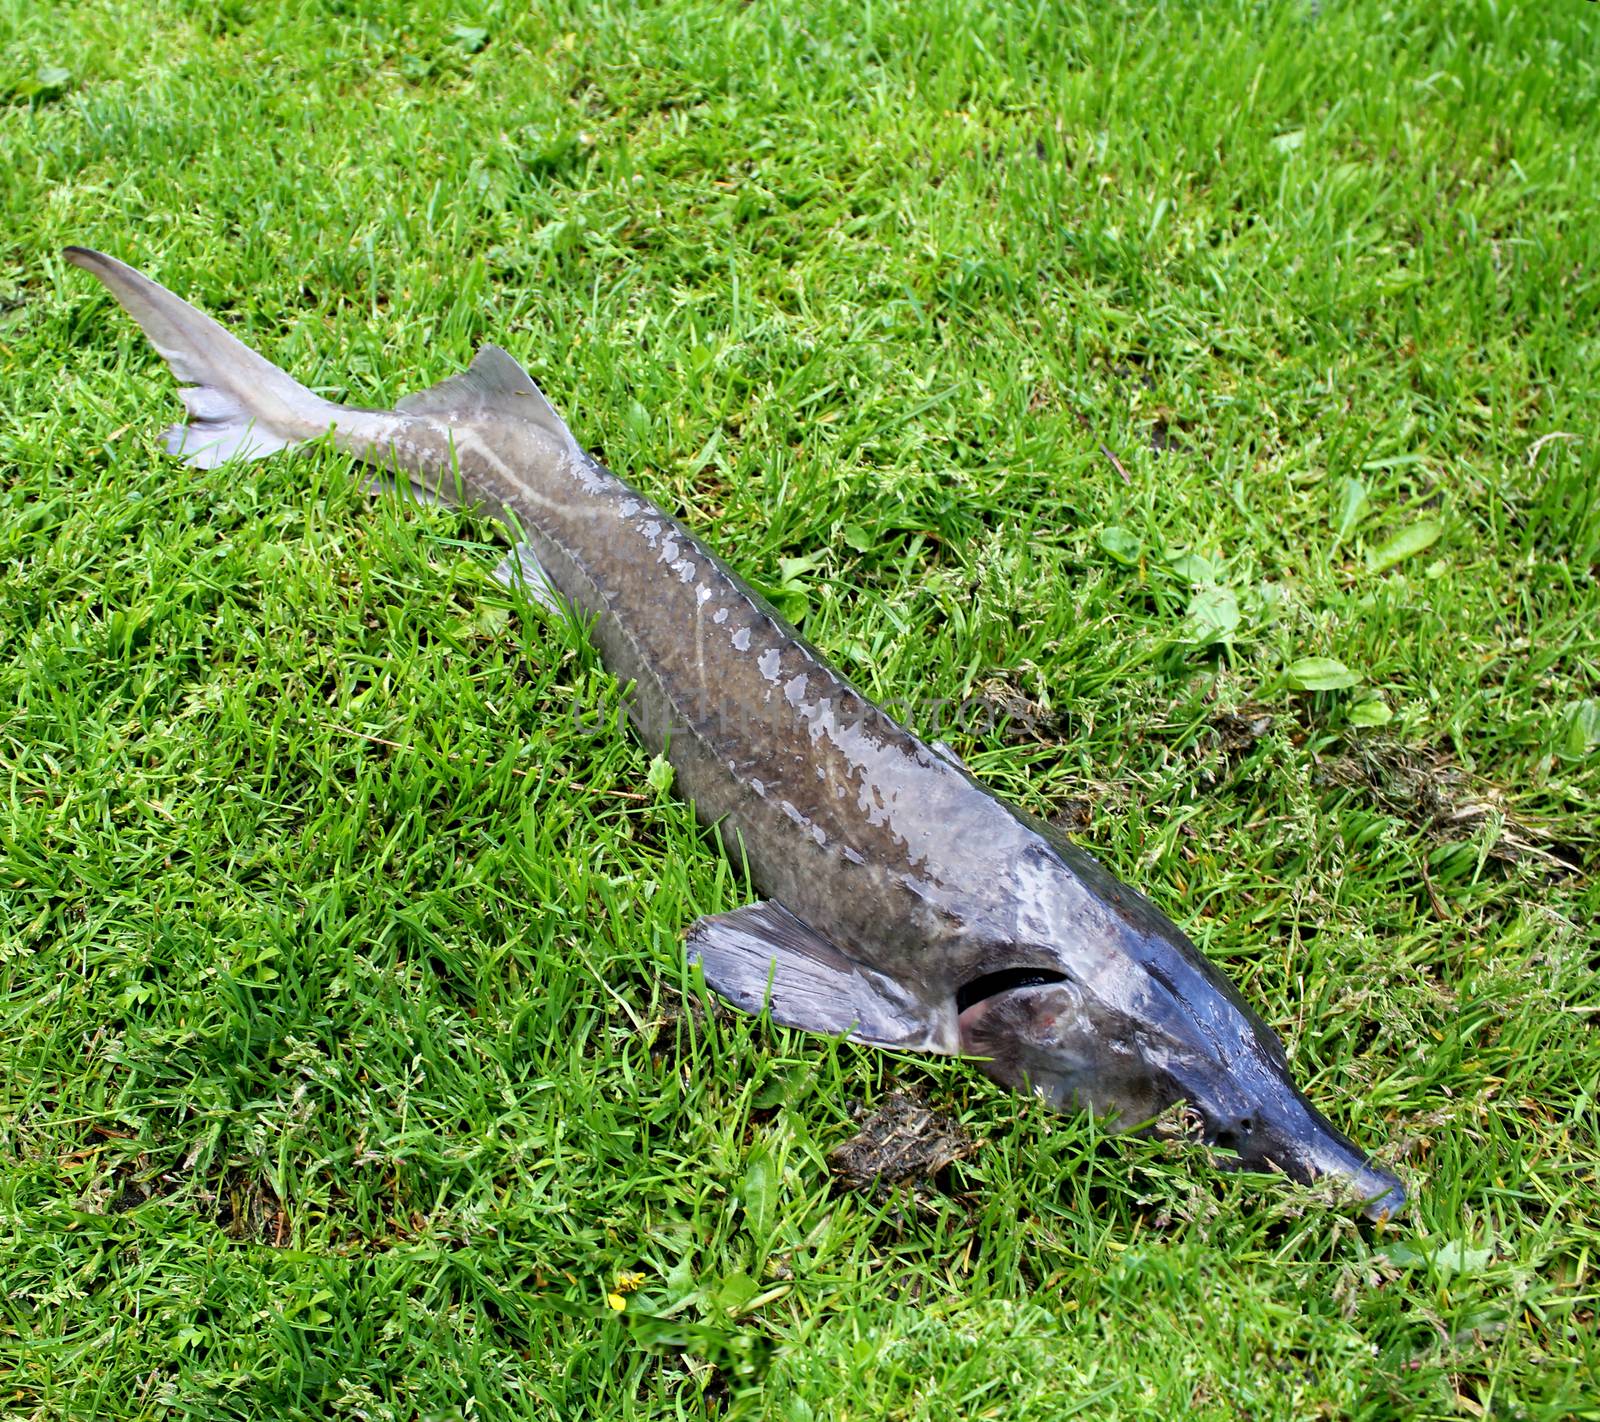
xmin=492 ymin=541 xmax=564 ymax=614
xmin=687 ymin=901 xmax=957 ymax=1053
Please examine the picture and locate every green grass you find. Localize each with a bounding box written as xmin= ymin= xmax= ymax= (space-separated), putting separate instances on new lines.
xmin=3 ymin=0 xmax=1598 ymax=1415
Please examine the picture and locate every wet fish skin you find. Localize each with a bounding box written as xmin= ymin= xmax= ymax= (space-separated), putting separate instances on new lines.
xmin=63 ymin=247 xmax=1406 ymax=1220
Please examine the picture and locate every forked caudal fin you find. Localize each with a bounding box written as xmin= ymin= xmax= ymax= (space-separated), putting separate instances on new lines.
xmin=63 ymin=247 xmax=339 ymax=469
xmin=61 ymin=246 xmax=581 ymax=473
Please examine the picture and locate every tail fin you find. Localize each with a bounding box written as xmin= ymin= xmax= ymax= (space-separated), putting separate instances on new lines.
xmin=63 ymin=247 xmax=337 ymax=469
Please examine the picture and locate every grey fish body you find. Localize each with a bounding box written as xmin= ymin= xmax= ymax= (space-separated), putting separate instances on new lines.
xmin=354 ymin=395 xmax=1015 ymax=1002
xmin=64 ymin=247 xmax=1406 ymax=1220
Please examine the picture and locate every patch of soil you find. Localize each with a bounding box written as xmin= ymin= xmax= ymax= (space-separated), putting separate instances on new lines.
xmin=827 ymin=1090 xmax=976 ymax=1190
xmin=211 ymin=1167 xmax=290 ymax=1245
xmin=971 ymin=674 xmax=1073 ymax=746
xmin=648 ymin=984 xmax=742 ymax=1074
xmin=1050 ymin=797 xmax=1093 ymax=833
xmin=1149 ymin=409 xmax=1195 ymax=455
xmin=1210 ymin=708 xmax=1274 ymax=755
xmin=68 ymin=1135 xmax=184 ymax=1217
xmin=1316 ymin=740 xmax=1578 ymax=870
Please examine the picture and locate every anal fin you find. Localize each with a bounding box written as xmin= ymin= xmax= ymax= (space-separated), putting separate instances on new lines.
xmin=687 ymin=901 xmax=957 ymax=1053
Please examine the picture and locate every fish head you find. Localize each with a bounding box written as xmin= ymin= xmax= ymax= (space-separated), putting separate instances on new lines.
xmin=954 ymin=832 xmax=1406 ymax=1221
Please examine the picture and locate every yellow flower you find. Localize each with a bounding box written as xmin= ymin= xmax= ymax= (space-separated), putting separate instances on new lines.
xmin=606 ymin=1292 xmax=626 ymax=1312
xmin=615 ymin=1271 xmax=646 ymax=1294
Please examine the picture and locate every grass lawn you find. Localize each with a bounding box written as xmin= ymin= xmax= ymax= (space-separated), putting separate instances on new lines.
xmin=3 ymin=0 xmax=1598 ymax=1415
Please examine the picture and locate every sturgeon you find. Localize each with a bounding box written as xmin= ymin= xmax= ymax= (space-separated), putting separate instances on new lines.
xmin=64 ymin=247 xmax=1406 ymax=1219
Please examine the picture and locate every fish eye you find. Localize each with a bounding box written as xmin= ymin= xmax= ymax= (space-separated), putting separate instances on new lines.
xmin=956 ymin=966 xmax=1068 ymax=1013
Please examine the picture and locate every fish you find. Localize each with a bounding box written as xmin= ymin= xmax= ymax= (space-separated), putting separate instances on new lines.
xmin=63 ymin=246 xmax=1406 ymax=1220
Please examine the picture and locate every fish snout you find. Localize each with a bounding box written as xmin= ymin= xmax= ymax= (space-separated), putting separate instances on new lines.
xmin=1241 ymin=1091 xmax=1407 ymax=1222
xmin=953 ymin=967 xmax=1408 ymax=1221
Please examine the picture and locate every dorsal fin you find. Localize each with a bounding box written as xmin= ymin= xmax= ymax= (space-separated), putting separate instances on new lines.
xmin=397 ymin=344 xmax=577 ymax=449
